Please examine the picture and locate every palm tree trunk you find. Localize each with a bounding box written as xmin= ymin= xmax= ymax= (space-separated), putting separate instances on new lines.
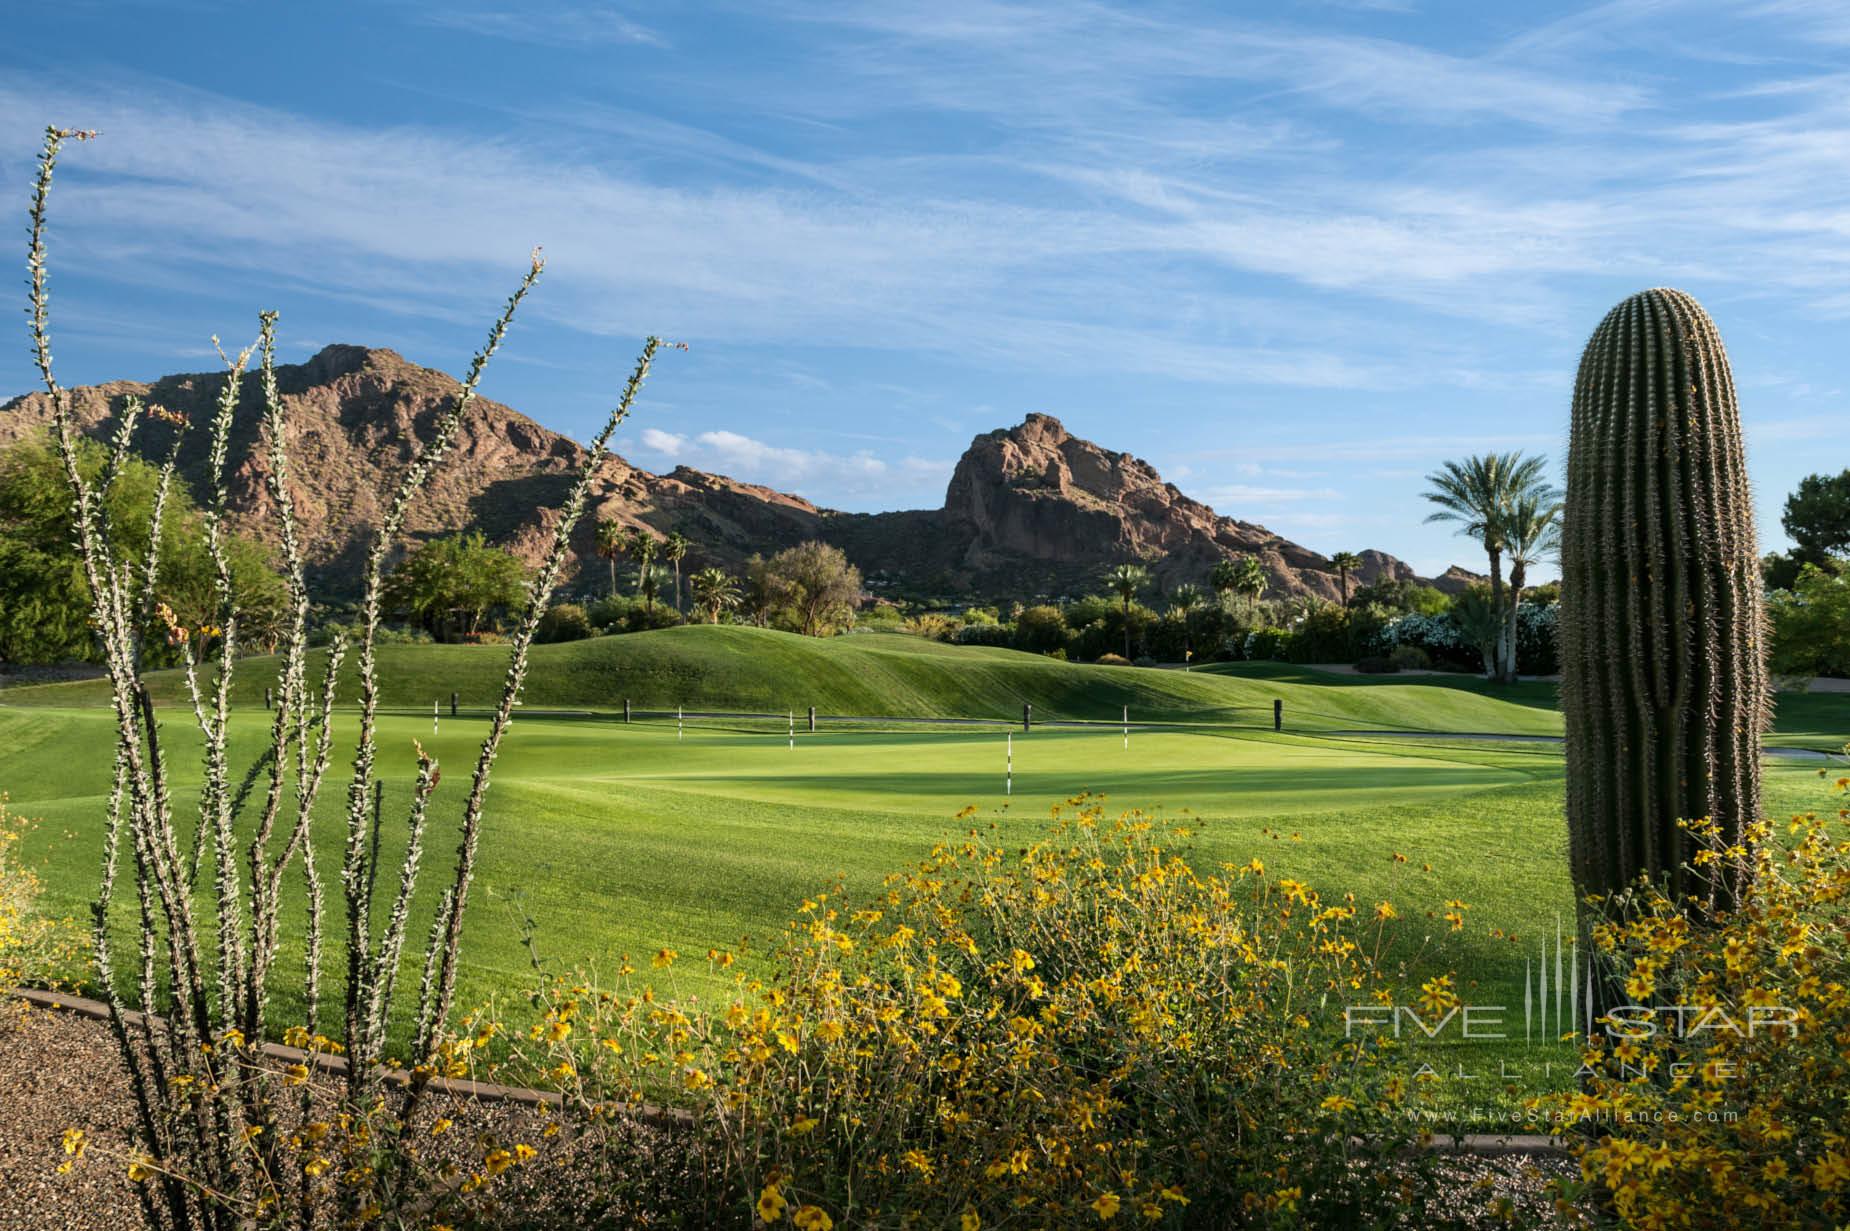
xmin=674 ymin=562 xmax=683 ymax=613
xmin=1506 ymin=561 xmax=1526 ymax=683
xmin=608 ymin=556 xmax=616 ymax=598
xmin=1485 ymin=547 xmax=1508 ymax=683
xmin=1122 ymin=597 xmax=1132 ymax=659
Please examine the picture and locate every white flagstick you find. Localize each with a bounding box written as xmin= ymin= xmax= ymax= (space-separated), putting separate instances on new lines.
xmin=1006 ymin=731 xmax=1013 ymax=796
xmin=678 ymin=705 xmax=683 ymax=741
xmin=788 ymin=709 xmax=794 ymax=751
xmin=1123 ymin=704 xmax=1129 ymax=750
xmin=433 ymin=700 xmax=439 ymax=736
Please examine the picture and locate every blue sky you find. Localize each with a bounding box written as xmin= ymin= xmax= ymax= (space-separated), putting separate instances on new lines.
xmin=4 ymin=0 xmax=1848 ymax=578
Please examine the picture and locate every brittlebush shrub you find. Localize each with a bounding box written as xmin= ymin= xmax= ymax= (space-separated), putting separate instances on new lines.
xmin=1531 ymin=769 xmax=1850 ymax=1229
xmin=498 ymin=798 xmax=1487 ymax=1229
xmin=0 ymin=798 xmax=84 ymax=991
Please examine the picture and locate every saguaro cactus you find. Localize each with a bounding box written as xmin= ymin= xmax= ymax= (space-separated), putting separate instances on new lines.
xmin=1561 ymin=288 xmax=1768 ymax=907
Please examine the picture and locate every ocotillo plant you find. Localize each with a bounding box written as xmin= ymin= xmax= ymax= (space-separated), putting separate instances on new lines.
xmin=1560 ymin=287 xmax=1769 ymax=911
xmin=28 ymin=125 xmax=669 ymax=1229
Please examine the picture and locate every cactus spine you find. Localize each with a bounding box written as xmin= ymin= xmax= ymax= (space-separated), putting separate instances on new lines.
xmin=1561 ymin=288 xmax=1768 ymax=908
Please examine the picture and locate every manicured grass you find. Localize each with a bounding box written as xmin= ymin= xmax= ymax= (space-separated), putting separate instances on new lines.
xmin=3 ymin=629 xmax=1843 ymax=1119
xmin=1 ymin=625 xmax=1567 ymax=735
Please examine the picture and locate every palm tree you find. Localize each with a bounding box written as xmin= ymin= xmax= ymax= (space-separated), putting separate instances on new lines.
xmin=1233 ymin=556 xmax=1268 ymax=617
xmin=689 ymin=567 xmax=740 ymax=624
xmin=1330 ymin=550 xmax=1362 ymax=607
xmin=1501 ymin=490 xmax=1561 ymax=680
xmin=1421 ymin=452 xmax=1552 ymax=683
xmin=664 ymin=531 xmax=689 ymax=613
xmin=594 ymin=519 xmax=625 ymax=597
xmin=626 ymin=528 xmax=660 ymax=613
xmin=1451 ymin=585 xmax=1504 ymax=678
xmin=1169 ymin=582 xmax=1205 ymax=663
xmin=1103 ymin=563 xmax=1150 ymax=659
xmin=1210 ymin=558 xmax=1241 ymax=608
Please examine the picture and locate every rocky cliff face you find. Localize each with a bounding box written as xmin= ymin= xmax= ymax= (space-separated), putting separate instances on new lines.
xmin=1 ymin=347 xmax=1459 ymax=603
xmin=932 ymin=413 xmax=1419 ymax=601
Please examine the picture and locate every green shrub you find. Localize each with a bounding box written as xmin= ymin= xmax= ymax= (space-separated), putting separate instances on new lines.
xmin=1768 ymin=563 xmax=1850 ymax=679
xmin=1353 ymin=654 xmax=1399 ymax=674
xmin=1095 ymin=651 xmax=1131 ymax=666
xmin=1012 ymin=604 xmax=1067 ymax=654
xmin=1386 ymin=643 xmax=1431 ymax=671
xmin=534 ymin=602 xmax=594 ymax=643
xmin=955 ymin=621 xmax=1012 ymax=648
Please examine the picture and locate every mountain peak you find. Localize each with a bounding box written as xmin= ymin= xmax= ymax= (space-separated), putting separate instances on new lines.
xmin=1 ymin=349 xmax=1446 ymax=604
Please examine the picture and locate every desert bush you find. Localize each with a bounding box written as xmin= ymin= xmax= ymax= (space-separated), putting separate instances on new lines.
xmin=1387 ymin=643 xmax=1430 ymax=671
xmin=1353 ymin=654 xmax=1399 ymax=675
xmin=587 ymin=593 xmax=683 ymax=634
xmin=308 ymin=618 xmax=431 ymax=648
xmin=534 ymin=601 xmax=595 ymax=643
xmin=1531 ymin=774 xmax=1850 ymax=1229
xmin=906 ymin=612 xmax=960 ymax=642
xmin=1095 ymin=651 xmax=1131 ymax=666
xmin=0 ymin=799 xmax=85 ymax=990
xmin=1012 ymin=603 xmax=1067 ymax=655
xmin=504 ymin=800 xmax=1489 ymax=1229
xmin=955 ymin=621 xmax=1012 ymax=648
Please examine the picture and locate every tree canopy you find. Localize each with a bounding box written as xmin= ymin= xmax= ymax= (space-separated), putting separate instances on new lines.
xmin=0 ymin=432 xmax=284 ymax=665
xmin=384 ymin=531 xmax=529 ymax=639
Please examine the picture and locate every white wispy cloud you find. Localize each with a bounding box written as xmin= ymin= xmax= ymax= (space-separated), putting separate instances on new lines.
xmin=416 ymin=2 xmax=663 ymax=47
xmin=633 ymin=426 xmax=951 ymax=499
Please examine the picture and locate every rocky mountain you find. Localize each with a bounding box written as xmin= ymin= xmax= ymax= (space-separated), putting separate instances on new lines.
xmin=1 ymin=346 xmax=1469 ymax=604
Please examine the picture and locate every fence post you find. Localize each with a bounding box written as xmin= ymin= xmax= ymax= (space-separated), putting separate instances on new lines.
xmin=264 ymin=686 xmax=273 ymax=710
xmin=450 ymin=691 xmax=458 ymax=717
xmin=1273 ymin=698 xmax=1283 ymax=731
xmin=624 ymin=698 xmax=631 ymax=724
xmin=808 ymin=705 xmax=816 ymax=733
xmin=1022 ymin=702 xmax=1032 ymax=733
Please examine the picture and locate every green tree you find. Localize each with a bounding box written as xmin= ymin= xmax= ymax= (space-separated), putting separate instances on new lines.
xmin=1103 ymin=563 xmax=1150 ymax=659
xmin=689 ymin=566 xmax=740 ymax=624
xmin=1502 ymin=491 xmax=1561 ymax=677
xmin=1209 ymin=558 xmax=1241 ymax=608
xmin=1012 ymin=604 xmax=1067 ymax=655
xmin=1450 ymin=583 xmax=1503 ymax=678
xmin=0 ymin=432 xmax=284 ymax=664
xmin=384 ymin=531 xmax=528 ymax=639
xmin=1329 ymin=551 xmax=1362 ymax=607
xmin=1768 ymin=562 xmax=1850 ymax=678
xmin=1168 ymin=582 xmax=1205 ymax=662
xmin=1232 ymin=556 xmax=1268 ymax=617
xmin=664 ymin=531 xmax=689 ymax=614
xmin=1781 ymin=470 xmax=1850 ymax=566
xmin=1421 ymin=452 xmax=1553 ymax=683
xmin=625 ymin=528 xmax=661 ymax=613
xmin=762 ymin=541 xmax=863 ymax=636
xmin=594 ymin=518 xmax=625 ymax=597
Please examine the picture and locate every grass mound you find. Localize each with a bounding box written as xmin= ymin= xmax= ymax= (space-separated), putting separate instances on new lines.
xmin=3 ymin=625 xmax=1566 ymax=735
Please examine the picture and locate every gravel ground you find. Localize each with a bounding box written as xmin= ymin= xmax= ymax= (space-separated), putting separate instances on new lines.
xmin=0 ymin=998 xmax=143 ymax=1229
xmin=2 ymin=994 xmax=1582 ymax=1229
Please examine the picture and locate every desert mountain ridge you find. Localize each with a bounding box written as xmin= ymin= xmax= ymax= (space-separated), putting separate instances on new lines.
xmin=1 ymin=345 xmax=1479 ymax=605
